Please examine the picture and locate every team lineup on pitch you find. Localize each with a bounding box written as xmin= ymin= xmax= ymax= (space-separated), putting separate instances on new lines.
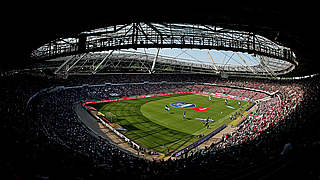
xmin=86 ymin=92 xmax=251 ymax=156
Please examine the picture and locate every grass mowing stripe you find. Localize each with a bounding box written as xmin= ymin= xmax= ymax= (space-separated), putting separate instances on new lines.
xmin=94 ymin=94 xmax=194 ymax=152
xmin=91 ymin=93 xmax=250 ymax=154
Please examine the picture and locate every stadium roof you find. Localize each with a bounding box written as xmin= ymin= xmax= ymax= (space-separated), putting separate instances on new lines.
xmin=4 ymin=3 xmax=318 ymax=76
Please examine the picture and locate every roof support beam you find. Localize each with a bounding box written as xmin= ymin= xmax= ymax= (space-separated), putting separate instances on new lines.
xmin=33 ymin=23 xmax=296 ymax=66
xmin=54 ymin=55 xmax=75 ymax=74
xmin=236 ymin=52 xmax=256 ymax=74
xmin=206 ymin=50 xmax=219 ymax=73
xmin=257 ymin=55 xmax=276 ymax=77
xmin=146 ymin=23 xmax=164 ymax=44
xmin=150 ymin=48 xmax=160 ymax=73
xmin=67 ymin=53 xmax=87 ymax=72
xmin=93 ymin=50 xmax=114 ymax=74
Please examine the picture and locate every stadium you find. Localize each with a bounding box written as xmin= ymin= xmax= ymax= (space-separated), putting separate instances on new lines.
xmin=2 ymin=5 xmax=320 ymax=179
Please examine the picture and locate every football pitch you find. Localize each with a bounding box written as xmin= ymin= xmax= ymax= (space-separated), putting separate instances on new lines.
xmin=90 ymin=93 xmax=250 ymax=155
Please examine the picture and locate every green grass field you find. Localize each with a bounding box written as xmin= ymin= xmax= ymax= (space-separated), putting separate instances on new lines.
xmin=90 ymin=93 xmax=250 ymax=155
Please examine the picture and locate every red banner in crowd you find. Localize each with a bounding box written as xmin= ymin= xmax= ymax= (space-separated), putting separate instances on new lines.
xmin=82 ymin=91 xmax=192 ymax=105
xmin=82 ymin=91 xmax=247 ymax=106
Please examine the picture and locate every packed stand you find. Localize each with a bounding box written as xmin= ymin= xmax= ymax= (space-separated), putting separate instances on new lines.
xmin=1 ymin=72 xmax=319 ymax=179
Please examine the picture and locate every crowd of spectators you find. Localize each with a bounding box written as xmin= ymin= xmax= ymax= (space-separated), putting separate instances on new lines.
xmin=1 ymin=72 xmax=319 ymax=179
xmin=187 ymin=84 xmax=267 ymax=100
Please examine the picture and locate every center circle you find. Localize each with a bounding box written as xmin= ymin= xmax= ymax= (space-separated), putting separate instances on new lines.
xmin=170 ymin=102 xmax=196 ymax=108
